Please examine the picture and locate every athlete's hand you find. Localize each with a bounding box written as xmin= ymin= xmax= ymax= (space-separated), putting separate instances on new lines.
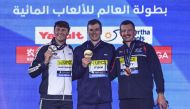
xmin=157 ymin=93 xmax=168 ymax=109
xmin=44 ymin=50 xmax=53 ymax=65
xmin=82 ymin=58 xmax=91 ymax=68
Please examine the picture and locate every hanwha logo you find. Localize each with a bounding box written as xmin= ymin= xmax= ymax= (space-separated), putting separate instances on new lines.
xmin=103 ymin=29 xmax=119 ymax=42
xmin=105 ymin=32 xmax=112 ymax=39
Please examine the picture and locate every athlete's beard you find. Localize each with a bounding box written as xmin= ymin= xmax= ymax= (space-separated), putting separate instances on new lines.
xmin=56 ymin=37 xmax=66 ymax=45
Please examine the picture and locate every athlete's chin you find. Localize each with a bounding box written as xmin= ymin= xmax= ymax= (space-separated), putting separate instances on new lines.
xmin=91 ymin=39 xmax=100 ymax=42
xmin=57 ymin=39 xmax=66 ymax=43
xmin=123 ymin=39 xmax=133 ymax=42
xmin=90 ymin=37 xmax=99 ymax=41
xmin=122 ymin=37 xmax=133 ymax=41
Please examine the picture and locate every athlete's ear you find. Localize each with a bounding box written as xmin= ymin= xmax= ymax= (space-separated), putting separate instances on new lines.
xmin=66 ymin=32 xmax=69 ymax=36
xmin=134 ymin=30 xmax=137 ymax=36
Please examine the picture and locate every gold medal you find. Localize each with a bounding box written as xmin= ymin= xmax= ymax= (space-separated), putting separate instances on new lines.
xmin=124 ymin=67 xmax=131 ymax=76
xmin=84 ymin=50 xmax=93 ymax=59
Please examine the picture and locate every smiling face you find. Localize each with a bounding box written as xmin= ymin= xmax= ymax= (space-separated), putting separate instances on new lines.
xmin=53 ymin=20 xmax=70 ymax=45
xmin=120 ymin=23 xmax=136 ymax=45
xmin=54 ymin=26 xmax=69 ymax=45
xmin=87 ymin=23 xmax=102 ymax=42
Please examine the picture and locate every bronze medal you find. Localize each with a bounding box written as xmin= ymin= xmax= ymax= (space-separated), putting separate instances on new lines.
xmin=124 ymin=67 xmax=131 ymax=76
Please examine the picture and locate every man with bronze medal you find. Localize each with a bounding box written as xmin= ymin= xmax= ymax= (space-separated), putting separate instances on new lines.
xmin=72 ymin=19 xmax=115 ymax=109
xmin=110 ymin=20 xmax=168 ymax=109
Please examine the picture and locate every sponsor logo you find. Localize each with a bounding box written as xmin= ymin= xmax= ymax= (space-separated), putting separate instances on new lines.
xmin=101 ymin=26 xmax=153 ymax=44
xmin=35 ymin=26 xmax=152 ymax=44
xmin=90 ymin=60 xmax=108 ymax=65
xmin=136 ymin=27 xmax=152 ymax=43
xmin=154 ymin=46 xmax=172 ymax=64
xmin=57 ymin=60 xmax=72 ymax=65
xmin=35 ymin=27 xmax=87 ymax=44
xmin=16 ymin=46 xmax=38 ymax=64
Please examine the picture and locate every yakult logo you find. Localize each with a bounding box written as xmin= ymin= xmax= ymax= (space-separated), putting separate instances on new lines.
xmin=35 ymin=27 xmax=87 ymax=44
xmin=39 ymin=32 xmax=54 ymax=39
xmin=39 ymin=32 xmax=84 ymax=39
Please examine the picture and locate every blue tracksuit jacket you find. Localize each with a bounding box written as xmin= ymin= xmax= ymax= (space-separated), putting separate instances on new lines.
xmin=72 ymin=40 xmax=115 ymax=105
xmin=110 ymin=40 xmax=165 ymax=100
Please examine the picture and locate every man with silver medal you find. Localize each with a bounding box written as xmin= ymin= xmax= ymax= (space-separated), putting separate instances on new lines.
xmin=28 ymin=21 xmax=73 ymax=109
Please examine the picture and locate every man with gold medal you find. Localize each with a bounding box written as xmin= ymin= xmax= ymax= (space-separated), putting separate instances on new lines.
xmin=72 ymin=19 xmax=115 ymax=109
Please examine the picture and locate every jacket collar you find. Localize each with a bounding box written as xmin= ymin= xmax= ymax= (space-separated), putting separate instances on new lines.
xmin=50 ymin=38 xmax=67 ymax=50
xmin=82 ymin=40 xmax=104 ymax=50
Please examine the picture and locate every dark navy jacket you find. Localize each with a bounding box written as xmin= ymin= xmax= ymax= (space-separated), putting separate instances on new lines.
xmin=110 ymin=40 xmax=164 ymax=100
xmin=72 ymin=40 xmax=115 ymax=105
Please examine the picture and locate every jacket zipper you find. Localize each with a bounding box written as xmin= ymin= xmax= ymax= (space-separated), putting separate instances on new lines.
xmin=98 ymin=88 xmax=100 ymax=97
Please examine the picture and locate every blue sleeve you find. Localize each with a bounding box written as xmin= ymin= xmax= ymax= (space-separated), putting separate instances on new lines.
xmin=147 ymin=44 xmax=165 ymax=93
xmin=109 ymin=47 xmax=119 ymax=81
xmin=28 ymin=46 xmax=48 ymax=78
xmin=72 ymin=46 xmax=87 ymax=80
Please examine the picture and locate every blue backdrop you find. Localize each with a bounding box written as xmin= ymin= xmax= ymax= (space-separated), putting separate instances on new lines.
xmin=0 ymin=0 xmax=190 ymax=109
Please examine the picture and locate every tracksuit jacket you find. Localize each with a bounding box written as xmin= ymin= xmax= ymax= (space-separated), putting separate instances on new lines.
xmin=72 ymin=40 xmax=115 ymax=105
xmin=110 ymin=40 xmax=164 ymax=100
xmin=28 ymin=38 xmax=73 ymax=101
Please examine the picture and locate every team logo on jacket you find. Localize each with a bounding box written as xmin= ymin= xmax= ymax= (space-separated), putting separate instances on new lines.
xmin=56 ymin=60 xmax=72 ymax=77
xmin=68 ymin=52 xmax=73 ymax=55
xmin=119 ymin=50 xmax=123 ymax=53
xmin=52 ymin=54 xmax=60 ymax=59
xmin=104 ymin=53 xmax=108 ymax=56
xmin=119 ymin=57 xmax=139 ymax=76
xmin=89 ymin=60 xmax=108 ymax=78
xmin=134 ymin=48 xmax=143 ymax=53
